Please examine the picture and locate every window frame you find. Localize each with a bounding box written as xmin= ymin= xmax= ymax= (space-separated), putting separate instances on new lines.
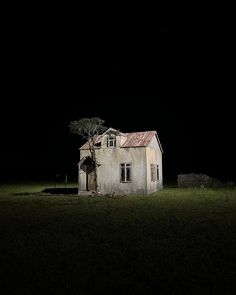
xmin=151 ymin=164 xmax=156 ymax=182
xmin=120 ymin=163 xmax=132 ymax=183
xmin=107 ymin=135 xmax=116 ymax=148
xmin=150 ymin=164 xmax=160 ymax=182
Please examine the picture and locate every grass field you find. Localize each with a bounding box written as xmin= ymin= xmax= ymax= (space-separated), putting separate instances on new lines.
xmin=0 ymin=184 xmax=236 ymax=294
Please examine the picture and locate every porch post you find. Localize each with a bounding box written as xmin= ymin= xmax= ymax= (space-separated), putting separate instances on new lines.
xmin=78 ymin=163 xmax=80 ymax=195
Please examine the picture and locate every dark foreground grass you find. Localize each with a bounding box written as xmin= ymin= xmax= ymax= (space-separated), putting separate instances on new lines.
xmin=0 ymin=185 xmax=236 ymax=294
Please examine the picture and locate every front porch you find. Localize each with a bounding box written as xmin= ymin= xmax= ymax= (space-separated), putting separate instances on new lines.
xmin=78 ymin=156 xmax=96 ymax=192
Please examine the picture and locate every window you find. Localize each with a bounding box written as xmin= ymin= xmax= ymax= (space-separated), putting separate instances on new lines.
xmin=151 ymin=164 xmax=156 ymax=181
xmin=107 ymin=135 xmax=116 ymax=147
xmin=156 ymin=165 xmax=159 ymax=181
xmin=151 ymin=164 xmax=160 ymax=182
xmin=120 ymin=163 xmax=132 ymax=182
xmin=95 ymin=142 xmax=101 ymax=147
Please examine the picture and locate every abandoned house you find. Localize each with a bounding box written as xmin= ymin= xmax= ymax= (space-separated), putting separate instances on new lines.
xmin=78 ymin=128 xmax=163 ymax=195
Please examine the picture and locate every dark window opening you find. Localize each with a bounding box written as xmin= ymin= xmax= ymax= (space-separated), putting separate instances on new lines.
xmin=157 ymin=165 xmax=159 ymax=181
xmin=95 ymin=142 xmax=101 ymax=147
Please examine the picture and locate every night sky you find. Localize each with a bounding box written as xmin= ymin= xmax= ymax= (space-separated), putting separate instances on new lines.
xmin=1 ymin=14 xmax=235 ymax=183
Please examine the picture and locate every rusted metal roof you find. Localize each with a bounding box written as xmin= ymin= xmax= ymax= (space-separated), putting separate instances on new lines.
xmin=80 ymin=130 xmax=162 ymax=150
xmin=121 ymin=131 xmax=157 ymax=147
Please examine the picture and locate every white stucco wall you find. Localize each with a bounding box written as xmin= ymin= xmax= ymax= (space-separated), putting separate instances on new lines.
xmin=80 ymin=146 xmax=147 ymax=195
xmin=146 ymin=136 xmax=163 ymax=194
xmin=98 ymin=146 xmax=147 ymax=195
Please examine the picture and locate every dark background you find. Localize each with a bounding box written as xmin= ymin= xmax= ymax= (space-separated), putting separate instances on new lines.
xmin=1 ymin=9 xmax=235 ymax=184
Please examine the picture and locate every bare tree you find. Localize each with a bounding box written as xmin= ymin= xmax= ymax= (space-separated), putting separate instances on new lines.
xmin=69 ymin=117 xmax=106 ymax=194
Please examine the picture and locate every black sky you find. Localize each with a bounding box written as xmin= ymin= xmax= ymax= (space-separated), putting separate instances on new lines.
xmin=1 ymin=11 xmax=235 ymax=183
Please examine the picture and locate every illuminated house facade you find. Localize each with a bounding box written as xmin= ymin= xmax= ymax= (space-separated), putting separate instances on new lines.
xmin=78 ymin=128 xmax=163 ymax=195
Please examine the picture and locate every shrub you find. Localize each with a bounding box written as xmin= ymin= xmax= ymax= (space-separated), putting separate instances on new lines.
xmin=177 ymin=173 xmax=223 ymax=188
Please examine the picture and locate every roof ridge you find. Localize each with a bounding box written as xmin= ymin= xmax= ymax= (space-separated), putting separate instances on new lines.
xmin=124 ymin=130 xmax=156 ymax=134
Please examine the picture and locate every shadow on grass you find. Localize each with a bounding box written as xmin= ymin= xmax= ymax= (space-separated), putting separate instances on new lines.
xmin=41 ymin=188 xmax=78 ymax=194
xmin=13 ymin=188 xmax=78 ymax=195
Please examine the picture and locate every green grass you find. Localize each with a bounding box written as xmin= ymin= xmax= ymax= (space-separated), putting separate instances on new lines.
xmin=0 ymin=181 xmax=77 ymax=194
xmin=0 ymin=185 xmax=236 ymax=294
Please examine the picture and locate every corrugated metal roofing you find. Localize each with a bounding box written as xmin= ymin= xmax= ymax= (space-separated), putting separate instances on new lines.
xmin=121 ymin=131 xmax=156 ymax=147
xmin=80 ymin=130 xmax=160 ymax=149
